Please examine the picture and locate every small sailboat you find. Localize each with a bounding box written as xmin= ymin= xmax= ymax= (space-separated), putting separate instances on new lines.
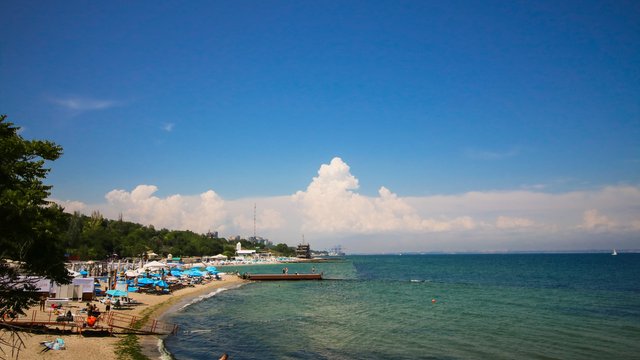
xmin=612 ymin=249 xmax=618 ymax=256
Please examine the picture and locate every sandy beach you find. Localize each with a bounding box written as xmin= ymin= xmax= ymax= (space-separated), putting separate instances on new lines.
xmin=9 ymin=274 xmax=245 ymax=360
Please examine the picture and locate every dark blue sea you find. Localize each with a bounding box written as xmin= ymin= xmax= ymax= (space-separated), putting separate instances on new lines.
xmin=163 ymin=254 xmax=640 ymax=359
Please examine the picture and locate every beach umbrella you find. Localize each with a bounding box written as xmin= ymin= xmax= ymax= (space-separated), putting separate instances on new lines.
xmin=137 ymin=277 xmax=154 ymax=285
xmin=143 ymin=260 xmax=167 ymax=269
xmin=187 ymin=269 xmax=204 ymax=277
xmin=124 ymin=269 xmax=139 ymax=277
xmin=205 ymin=266 xmax=217 ymax=271
xmin=154 ymin=280 xmax=169 ymax=288
xmin=170 ymin=269 xmax=182 ymax=276
xmin=189 ymin=262 xmax=206 ymax=269
xmin=212 ymin=254 xmax=227 ymax=260
xmin=106 ymin=289 xmax=128 ymax=297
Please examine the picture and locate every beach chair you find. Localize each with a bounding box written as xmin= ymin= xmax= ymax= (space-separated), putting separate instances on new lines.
xmin=40 ymin=338 xmax=65 ymax=352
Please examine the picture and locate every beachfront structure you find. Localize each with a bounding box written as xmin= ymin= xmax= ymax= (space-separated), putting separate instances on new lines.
xmin=235 ymin=242 xmax=257 ymax=260
xmin=296 ymin=244 xmax=311 ymax=259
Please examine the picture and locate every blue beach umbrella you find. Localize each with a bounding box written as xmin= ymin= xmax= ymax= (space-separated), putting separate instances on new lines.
xmin=187 ymin=269 xmax=204 ymax=277
xmin=170 ymin=270 xmax=182 ymax=276
xmin=137 ymin=277 xmax=154 ymax=285
xmin=106 ymin=289 xmax=128 ymax=297
xmin=154 ymin=280 xmax=169 ymax=288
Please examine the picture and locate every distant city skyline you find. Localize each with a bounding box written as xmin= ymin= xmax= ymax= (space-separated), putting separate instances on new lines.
xmin=1 ymin=1 xmax=638 ymax=252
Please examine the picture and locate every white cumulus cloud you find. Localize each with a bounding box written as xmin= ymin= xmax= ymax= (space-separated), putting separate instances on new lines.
xmin=103 ymin=185 xmax=227 ymax=233
xmin=293 ymin=157 xmax=480 ymax=233
xmin=52 ymin=158 xmax=640 ymax=252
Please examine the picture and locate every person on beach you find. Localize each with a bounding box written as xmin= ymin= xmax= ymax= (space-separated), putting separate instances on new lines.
xmin=105 ymin=298 xmax=111 ymax=312
xmin=86 ymin=302 xmax=93 ymax=316
xmin=39 ymin=295 xmax=46 ymax=311
xmin=86 ymin=315 xmax=97 ymax=327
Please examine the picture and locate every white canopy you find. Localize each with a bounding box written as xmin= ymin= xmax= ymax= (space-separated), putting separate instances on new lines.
xmin=124 ymin=269 xmax=141 ymax=277
xmin=212 ymin=254 xmax=228 ymax=259
xmin=143 ymin=261 xmax=167 ymax=269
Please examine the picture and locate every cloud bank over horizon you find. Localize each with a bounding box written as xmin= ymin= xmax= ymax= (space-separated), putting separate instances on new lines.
xmin=53 ymin=158 xmax=640 ymax=253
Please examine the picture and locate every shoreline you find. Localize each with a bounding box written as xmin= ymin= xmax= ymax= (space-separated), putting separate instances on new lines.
xmin=9 ymin=274 xmax=246 ymax=360
xmin=138 ymin=274 xmax=246 ymax=359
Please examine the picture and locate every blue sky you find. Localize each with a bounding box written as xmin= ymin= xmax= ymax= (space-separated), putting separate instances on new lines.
xmin=2 ymin=1 xmax=639 ymax=252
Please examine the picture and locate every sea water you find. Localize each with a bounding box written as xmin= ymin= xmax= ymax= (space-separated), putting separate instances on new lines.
xmin=163 ymin=254 xmax=640 ymax=359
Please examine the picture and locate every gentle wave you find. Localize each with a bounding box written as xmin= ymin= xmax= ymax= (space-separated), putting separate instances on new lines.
xmin=157 ymin=338 xmax=174 ymax=360
xmin=159 ymin=282 xmax=247 ymax=360
xmin=178 ymin=282 xmax=246 ymax=311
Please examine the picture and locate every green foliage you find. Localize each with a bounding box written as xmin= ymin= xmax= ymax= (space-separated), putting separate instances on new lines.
xmin=273 ymin=243 xmax=296 ymax=257
xmin=59 ymin=212 xmax=236 ymax=260
xmin=58 ymin=211 xmax=299 ymax=260
xmin=115 ymin=334 xmax=149 ymax=360
xmin=0 ymin=114 xmax=70 ymax=318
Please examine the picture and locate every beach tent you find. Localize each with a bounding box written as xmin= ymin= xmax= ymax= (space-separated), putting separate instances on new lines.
xmin=106 ymin=289 xmax=128 ymax=297
xmin=143 ymin=261 xmax=167 ymax=269
xmin=212 ymin=254 xmax=227 ymax=260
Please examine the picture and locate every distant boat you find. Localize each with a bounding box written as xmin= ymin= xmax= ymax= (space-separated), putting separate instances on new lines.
xmin=612 ymin=249 xmax=618 ymax=256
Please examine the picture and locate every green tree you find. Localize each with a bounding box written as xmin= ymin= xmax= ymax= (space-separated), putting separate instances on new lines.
xmin=0 ymin=115 xmax=71 ymax=354
xmin=272 ymin=243 xmax=295 ymax=257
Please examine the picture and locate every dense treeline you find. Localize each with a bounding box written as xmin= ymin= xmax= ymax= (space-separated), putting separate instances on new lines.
xmin=62 ymin=210 xmax=296 ymax=260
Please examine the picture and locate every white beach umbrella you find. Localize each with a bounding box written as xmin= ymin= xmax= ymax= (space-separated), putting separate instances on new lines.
xmin=143 ymin=260 xmax=167 ymax=269
xmin=124 ymin=269 xmax=139 ymax=277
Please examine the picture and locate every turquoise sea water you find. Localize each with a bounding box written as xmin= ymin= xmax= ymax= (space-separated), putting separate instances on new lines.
xmin=163 ymin=254 xmax=640 ymax=359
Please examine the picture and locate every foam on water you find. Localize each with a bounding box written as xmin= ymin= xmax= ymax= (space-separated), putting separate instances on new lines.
xmin=157 ymin=338 xmax=173 ymax=360
xmin=178 ymin=282 xmax=245 ymax=311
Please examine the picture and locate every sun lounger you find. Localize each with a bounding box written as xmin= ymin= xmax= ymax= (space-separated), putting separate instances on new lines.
xmin=40 ymin=338 xmax=65 ymax=352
